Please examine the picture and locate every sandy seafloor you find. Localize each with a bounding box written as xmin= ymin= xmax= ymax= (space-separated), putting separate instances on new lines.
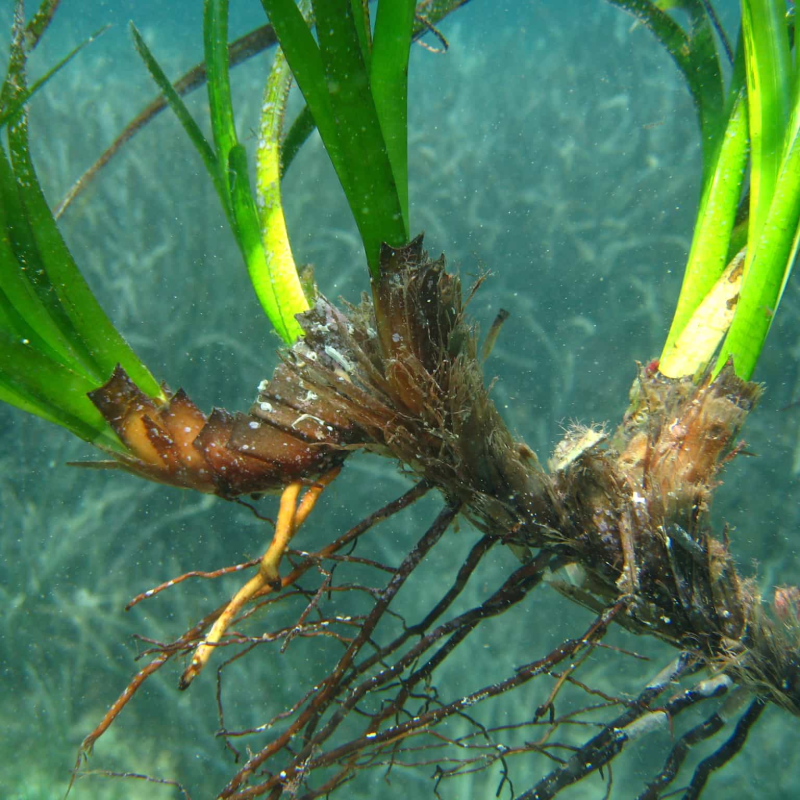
xmin=3 ymin=1 xmax=800 ymax=798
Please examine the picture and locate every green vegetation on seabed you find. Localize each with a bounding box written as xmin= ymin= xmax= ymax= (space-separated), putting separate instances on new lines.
xmin=3 ymin=1 xmax=800 ymax=798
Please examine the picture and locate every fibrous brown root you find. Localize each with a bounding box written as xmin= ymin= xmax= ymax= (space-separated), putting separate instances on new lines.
xmin=239 ymin=234 xmax=797 ymax=713
xmin=87 ymin=232 xmax=800 ymax=712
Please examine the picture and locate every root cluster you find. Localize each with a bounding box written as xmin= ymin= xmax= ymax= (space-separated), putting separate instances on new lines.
xmin=81 ymin=235 xmax=800 ymax=797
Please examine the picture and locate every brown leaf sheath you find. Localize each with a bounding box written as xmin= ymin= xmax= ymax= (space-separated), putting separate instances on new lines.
xmin=87 ymin=364 xmax=352 ymax=498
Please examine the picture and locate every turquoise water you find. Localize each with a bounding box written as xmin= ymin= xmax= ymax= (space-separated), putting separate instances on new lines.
xmin=2 ymin=1 xmax=800 ymax=798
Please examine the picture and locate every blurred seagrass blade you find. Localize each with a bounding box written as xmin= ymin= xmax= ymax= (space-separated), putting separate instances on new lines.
xmin=18 ymin=0 xmax=60 ymax=50
xmin=260 ymin=0 xmax=413 ymax=278
xmin=605 ymin=0 xmax=727 ymax=178
xmin=0 ymin=24 xmax=108 ymax=128
xmin=714 ymin=0 xmax=800 ymax=379
xmin=0 ymin=1 xmax=163 ymax=451
xmin=54 ymin=23 xmax=280 ymax=218
xmin=129 ymin=23 xmax=228 ymax=220
xmin=130 ymin=1 xmax=310 ymax=344
xmin=53 ymin=1 xmax=471 ymax=221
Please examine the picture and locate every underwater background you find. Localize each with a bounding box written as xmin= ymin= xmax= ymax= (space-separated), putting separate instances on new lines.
xmin=2 ymin=0 xmax=800 ymax=797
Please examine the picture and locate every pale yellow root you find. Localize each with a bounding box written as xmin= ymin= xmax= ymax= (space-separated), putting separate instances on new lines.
xmin=179 ymin=469 xmax=339 ymax=689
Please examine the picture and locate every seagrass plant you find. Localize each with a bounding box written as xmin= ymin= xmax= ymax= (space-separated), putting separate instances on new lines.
xmin=4 ymin=0 xmax=800 ymax=798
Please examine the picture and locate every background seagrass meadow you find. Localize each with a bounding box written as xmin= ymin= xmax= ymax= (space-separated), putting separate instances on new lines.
xmin=2 ymin=1 xmax=800 ymax=798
